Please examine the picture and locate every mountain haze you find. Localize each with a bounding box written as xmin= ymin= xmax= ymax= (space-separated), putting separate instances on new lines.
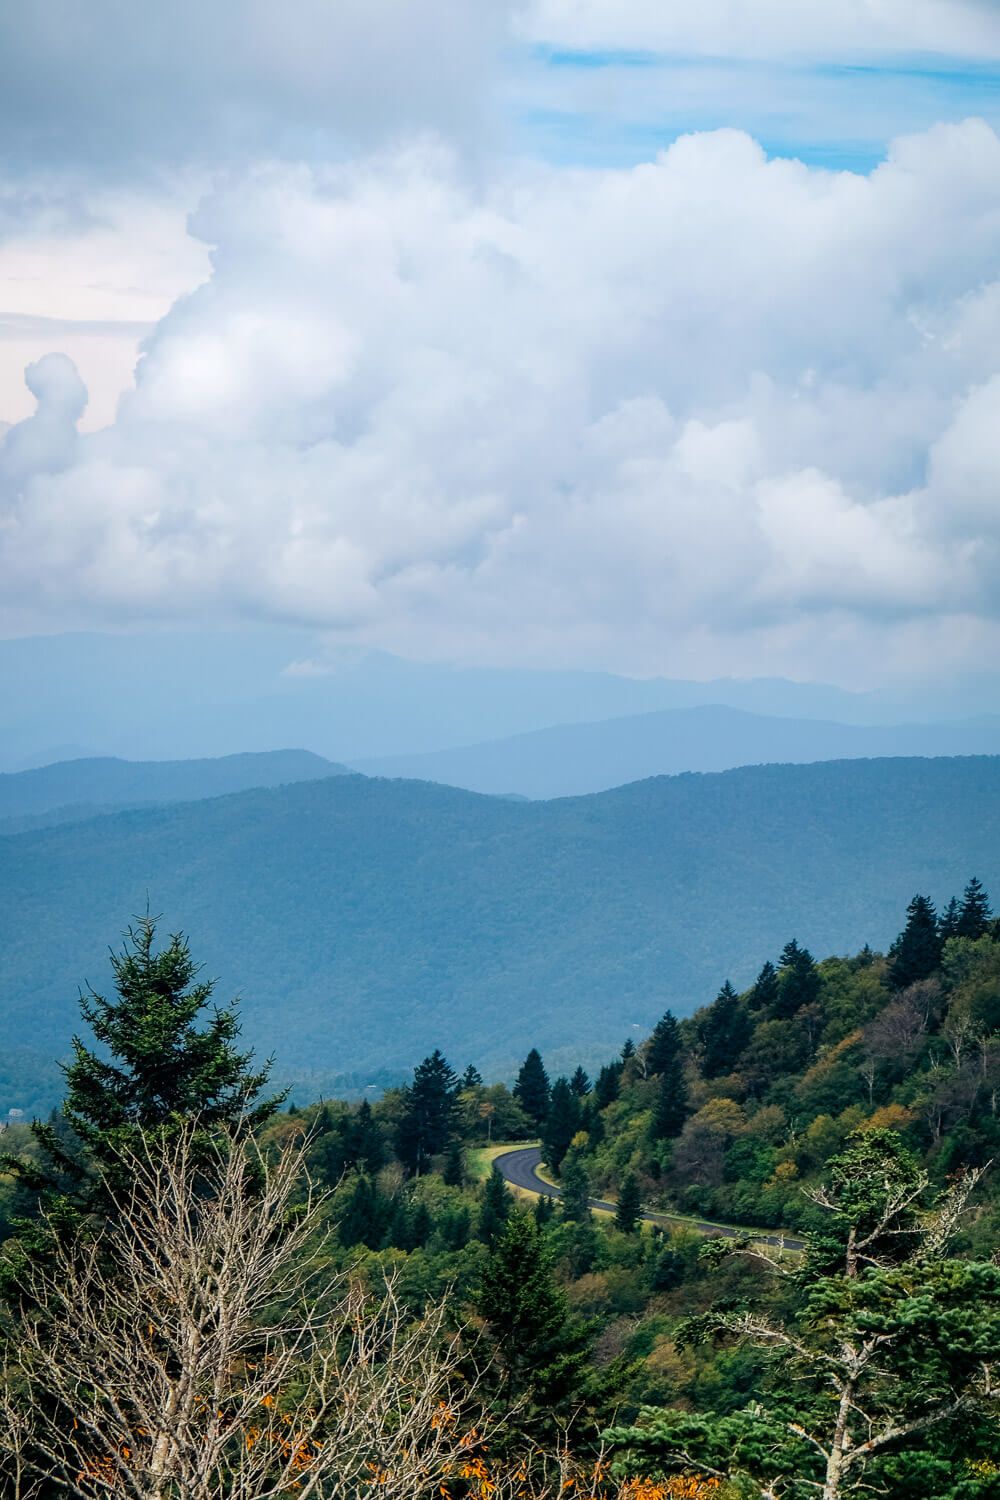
xmin=5 ymin=631 xmax=1000 ymax=771
xmin=2 ymin=755 xmax=999 ymax=1113
xmin=353 ymin=706 xmax=1000 ymax=798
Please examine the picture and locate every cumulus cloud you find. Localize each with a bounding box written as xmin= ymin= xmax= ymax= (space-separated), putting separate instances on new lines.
xmin=3 ymin=119 xmax=1000 ymax=681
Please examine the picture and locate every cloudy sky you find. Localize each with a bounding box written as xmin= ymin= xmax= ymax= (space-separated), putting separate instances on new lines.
xmin=2 ymin=0 xmax=1000 ymax=685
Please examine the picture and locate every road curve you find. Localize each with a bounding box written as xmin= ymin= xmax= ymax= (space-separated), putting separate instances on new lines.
xmin=494 ymin=1145 xmax=804 ymax=1251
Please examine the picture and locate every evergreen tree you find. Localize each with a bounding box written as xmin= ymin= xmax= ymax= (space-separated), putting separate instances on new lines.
xmin=748 ymin=958 xmax=779 ymax=1013
xmin=461 ymin=1064 xmax=484 ymax=1090
xmin=533 ymin=1193 xmax=556 ymax=1229
xmin=614 ymin=1171 xmax=643 ymax=1234
xmin=775 ymin=940 xmax=821 ymax=1017
xmin=646 ymin=1009 xmax=683 ymax=1075
xmin=407 ymin=1200 xmax=434 ymax=1251
xmin=699 ymin=981 xmax=752 ymax=1078
xmin=610 ymin=1130 xmax=1000 ymax=1497
xmin=347 ymin=1099 xmax=385 ymax=1175
xmin=621 ymin=1038 xmax=636 ymax=1062
xmin=650 ymin=1060 xmax=687 ymax=1142
xmin=889 ymin=895 xmax=943 ymax=990
xmin=957 ymin=877 xmax=992 ymax=940
xmin=541 ymin=1077 xmax=580 ymax=1174
xmin=476 ymin=1211 xmax=594 ymax=1439
xmin=339 ymin=1175 xmax=385 ymax=1249
xmin=7 ymin=915 xmax=278 ymax=1229
xmin=513 ymin=1048 xmax=550 ymax=1129
xmin=478 ymin=1166 xmax=513 ymax=1247
xmin=594 ymin=1060 xmax=622 ymax=1109
xmin=396 ymin=1049 xmax=458 ymax=1176
xmin=443 ymin=1138 xmax=465 ymax=1187
xmin=559 ymin=1153 xmax=592 ymax=1222
xmin=938 ymin=896 xmax=962 ymax=941
xmin=569 ymin=1065 xmax=591 ymax=1097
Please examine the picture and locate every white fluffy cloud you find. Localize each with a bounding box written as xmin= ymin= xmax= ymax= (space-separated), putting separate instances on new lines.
xmin=3 ymin=119 xmax=1000 ymax=681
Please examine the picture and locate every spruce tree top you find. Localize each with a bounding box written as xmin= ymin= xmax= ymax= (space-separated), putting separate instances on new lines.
xmin=63 ymin=914 xmax=276 ymax=1156
xmin=646 ymin=1010 xmax=681 ymax=1075
xmin=513 ymin=1048 xmax=550 ymax=1127
xmin=889 ymin=894 xmax=942 ymax=990
xmin=957 ymin=877 xmax=992 ymax=940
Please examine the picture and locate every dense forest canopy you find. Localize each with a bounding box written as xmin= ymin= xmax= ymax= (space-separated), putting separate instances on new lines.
xmin=4 ymin=754 xmax=1000 ymax=1114
xmin=2 ymin=883 xmax=999 ymax=1496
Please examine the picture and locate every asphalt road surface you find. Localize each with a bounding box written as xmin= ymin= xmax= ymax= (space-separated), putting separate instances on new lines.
xmin=494 ymin=1144 xmax=804 ymax=1250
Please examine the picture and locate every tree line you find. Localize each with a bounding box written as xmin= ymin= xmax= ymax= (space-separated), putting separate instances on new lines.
xmin=1 ymin=888 xmax=1000 ymax=1497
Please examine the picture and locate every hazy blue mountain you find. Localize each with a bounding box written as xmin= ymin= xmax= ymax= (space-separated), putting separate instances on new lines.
xmin=1 ymin=756 xmax=998 ymax=1114
xmin=6 ymin=628 xmax=1000 ymax=771
xmin=0 ymin=749 xmax=346 ymax=832
xmin=354 ymin=705 xmax=1000 ymax=798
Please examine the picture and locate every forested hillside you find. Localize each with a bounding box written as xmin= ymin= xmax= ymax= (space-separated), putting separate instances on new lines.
xmin=0 ymin=748 xmax=345 ymax=833
xmin=3 ymin=756 xmax=1000 ymax=1113
xmin=4 ymin=893 xmax=999 ymax=1498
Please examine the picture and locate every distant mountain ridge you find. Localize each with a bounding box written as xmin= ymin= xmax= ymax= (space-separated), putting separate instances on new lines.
xmin=5 ymin=629 xmax=1000 ymax=771
xmin=353 ymin=704 xmax=1000 ymax=798
xmin=2 ymin=754 xmax=999 ymax=1114
xmin=0 ymin=749 xmax=346 ymax=831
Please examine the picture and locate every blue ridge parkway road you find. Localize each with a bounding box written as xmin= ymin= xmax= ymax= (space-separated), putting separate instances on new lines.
xmin=493 ymin=1144 xmax=805 ymax=1251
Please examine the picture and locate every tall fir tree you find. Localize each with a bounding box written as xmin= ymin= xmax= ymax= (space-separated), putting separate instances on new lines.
xmin=6 ymin=914 xmax=278 ymax=1228
xmin=513 ymin=1048 xmax=550 ymax=1129
xmin=347 ymin=1099 xmax=385 ymax=1175
xmin=938 ymin=896 xmax=962 ymax=942
xmin=889 ymin=895 xmax=943 ymax=990
xmin=648 ymin=1018 xmax=688 ymax=1142
xmin=541 ymin=1077 xmax=580 ymax=1174
xmin=775 ymin=940 xmax=821 ymax=1017
xmin=748 ymin=958 xmax=779 ymax=1013
xmin=396 ymin=1049 xmax=458 ymax=1176
xmin=461 ymin=1064 xmax=484 ymax=1090
xmin=646 ymin=1009 xmax=683 ymax=1075
xmin=957 ymin=877 xmax=992 ymax=940
xmin=476 ymin=1211 xmax=594 ymax=1440
xmin=443 ymin=1138 xmax=465 ymax=1187
xmin=559 ymin=1153 xmax=592 ymax=1222
xmin=569 ymin=1065 xmax=591 ymax=1097
xmin=594 ymin=1060 xmax=622 ymax=1109
xmin=614 ymin=1171 xmax=643 ymax=1234
xmin=478 ymin=1165 xmax=513 ymax=1247
xmin=698 ymin=982 xmax=752 ymax=1079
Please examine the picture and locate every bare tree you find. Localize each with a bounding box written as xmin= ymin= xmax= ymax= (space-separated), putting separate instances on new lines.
xmin=0 ymin=1122 xmax=477 ymax=1500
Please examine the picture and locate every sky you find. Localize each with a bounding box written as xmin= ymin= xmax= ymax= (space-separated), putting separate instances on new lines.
xmin=2 ymin=0 xmax=1000 ymax=687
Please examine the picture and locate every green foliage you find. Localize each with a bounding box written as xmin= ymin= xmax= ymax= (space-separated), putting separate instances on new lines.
xmin=478 ymin=1165 xmax=513 ymax=1247
xmin=7 ymin=757 xmax=1000 ymax=1110
xmin=957 ymin=876 xmax=992 ymax=940
xmin=774 ymin=940 xmax=820 ymax=1018
xmin=475 ymin=1210 xmax=596 ymax=1440
xmin=514 ymin=1048 xmax=550 ymax=1128
xmin=559 ymin=1152 xmax=592 ymax=1222
xmin=542 ymin=1076 xmax=580 ymax=1173
xmin=615 ymin=1171 xmax=643 ymax=1234
xmin=890 ymin=894 xmax=943 ymax=989
xmin=698 ymin=983 xmax=751 ymax=1079
xmin=396 ymin=1049 xmax=458 ymax=1176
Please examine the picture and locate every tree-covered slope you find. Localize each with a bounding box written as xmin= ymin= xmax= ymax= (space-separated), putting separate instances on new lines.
xmin=2 ymin=756 xmax=1000 ymax=1112
xmin=0 ymin=748 xmax=346 ymax=832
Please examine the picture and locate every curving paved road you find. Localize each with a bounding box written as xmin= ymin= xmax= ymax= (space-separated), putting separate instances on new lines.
xmin=494 ymin=1145 xmax=804 ymax=1251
